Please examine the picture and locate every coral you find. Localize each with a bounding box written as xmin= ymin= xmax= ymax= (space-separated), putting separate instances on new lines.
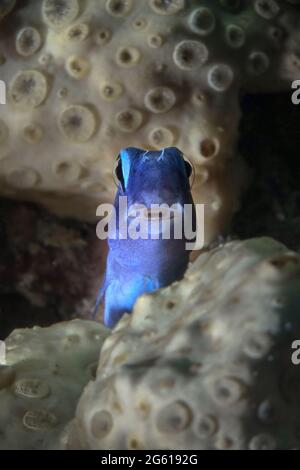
xmin=67 ymin=238 xmax=300 ymax=450
xmin=0 ymin=319 xmax=109 ymax=450
xmin=0 ymin=1 xmax=299 ymax=242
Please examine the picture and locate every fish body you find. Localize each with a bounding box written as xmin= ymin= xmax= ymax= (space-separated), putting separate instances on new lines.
xmin=97 ymin=147 xmax=195 ymax=328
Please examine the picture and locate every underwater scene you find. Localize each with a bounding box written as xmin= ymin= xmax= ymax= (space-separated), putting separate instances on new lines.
xmin=0 ymin=0 xmax=300 ymax=453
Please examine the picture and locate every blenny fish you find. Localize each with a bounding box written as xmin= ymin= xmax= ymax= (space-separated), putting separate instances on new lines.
xmin=95 ymin=147 xmax=195 ymax=328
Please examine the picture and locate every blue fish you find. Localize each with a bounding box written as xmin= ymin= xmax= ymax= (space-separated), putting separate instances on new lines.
xmin=95 ymin=147 xmax=195 ymax=328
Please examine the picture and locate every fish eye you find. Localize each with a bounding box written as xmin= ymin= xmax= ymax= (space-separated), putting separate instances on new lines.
xmin=113 ymin=155 xmax=125 ymax=190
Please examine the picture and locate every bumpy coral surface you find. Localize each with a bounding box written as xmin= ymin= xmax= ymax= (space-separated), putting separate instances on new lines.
xmin=0 ymin=319 xmax=109 ymax=450
xmin=0 ymin=1 xmax=300 ymax=242
xmin=67 ymin=238 xmax=300 ymax=450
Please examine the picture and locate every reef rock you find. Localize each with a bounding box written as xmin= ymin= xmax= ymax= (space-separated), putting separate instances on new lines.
xmin=0 ymin=319 xmax=109 ymax=450
xmin=67 ymin=238 xmax=300 ymax=450
xmin=1 ymin=1 xmax=300 ymax=242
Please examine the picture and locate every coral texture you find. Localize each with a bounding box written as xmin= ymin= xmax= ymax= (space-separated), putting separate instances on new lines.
xmin=0 ymin=319 xmax=109 ymax=450
xmin=0 ymin=1 xmax=300 ymax=242
xmin=67 ymin=238 xmax=300 ymax=450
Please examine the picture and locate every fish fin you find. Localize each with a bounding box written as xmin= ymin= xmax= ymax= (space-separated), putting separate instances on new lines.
xmin=103 ymin=275 xmax=160 ymax=328
xmin=92 ymin=281 xmax=107 ymax=320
